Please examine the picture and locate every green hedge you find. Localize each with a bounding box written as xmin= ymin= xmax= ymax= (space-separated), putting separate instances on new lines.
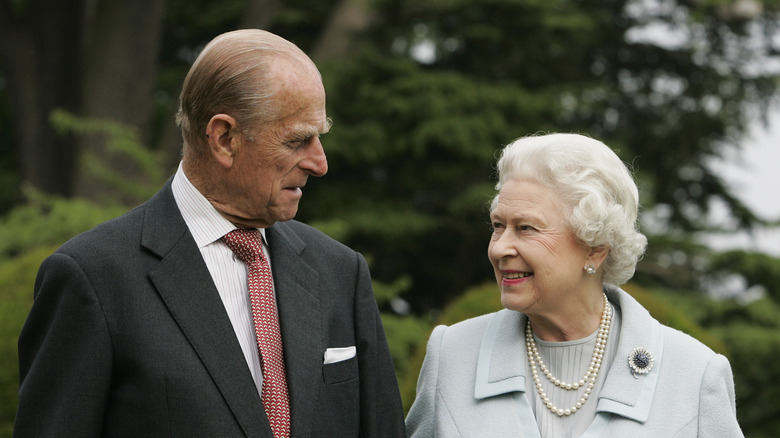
xmin=0 ymin=247 xmax=55 ymax=436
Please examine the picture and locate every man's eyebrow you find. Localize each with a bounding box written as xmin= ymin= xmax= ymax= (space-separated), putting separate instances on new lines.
xmin=321 ymin=117 xmax=333 ymax=134
xmin=289 ymin=118 xmax=332 ymax=141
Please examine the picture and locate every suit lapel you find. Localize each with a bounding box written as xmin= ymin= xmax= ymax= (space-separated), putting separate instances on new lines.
xmin=266 ymin=222 xmax=322 ymax=438
xmin=142 ymin=183 xmax=271 ymax=438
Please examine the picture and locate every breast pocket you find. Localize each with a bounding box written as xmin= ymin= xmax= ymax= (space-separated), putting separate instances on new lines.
xmin=322 ymin=356 xmax=359 ymax=384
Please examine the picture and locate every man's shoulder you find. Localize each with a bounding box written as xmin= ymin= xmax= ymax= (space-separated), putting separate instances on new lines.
xmin=57 ymin=182 xmax=177 ymax=256
xmin=273 ymin=220 xmax=353 ymax=252
xmin=54 ymin=203 xmax=146 ymax=258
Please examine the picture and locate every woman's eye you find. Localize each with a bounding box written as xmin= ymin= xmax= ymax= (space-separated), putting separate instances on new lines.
xmin=518 ymin=225 xmax=535 ymax=232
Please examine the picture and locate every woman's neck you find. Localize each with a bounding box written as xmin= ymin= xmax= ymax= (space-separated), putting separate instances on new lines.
xmin=527 ymin=291 xmax=606 ymax=342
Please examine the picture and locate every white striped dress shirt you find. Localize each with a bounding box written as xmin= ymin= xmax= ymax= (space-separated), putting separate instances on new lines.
xmin=171 ymin=163 xmax=271 ymax=396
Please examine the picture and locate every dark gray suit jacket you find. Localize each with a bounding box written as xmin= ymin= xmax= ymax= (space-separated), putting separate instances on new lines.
xmin=15 ymin=181 xmax=405 ymax=437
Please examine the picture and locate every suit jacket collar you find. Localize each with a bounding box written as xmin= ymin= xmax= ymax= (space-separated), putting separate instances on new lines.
xmin=142 ymin=181 xmax=271 ymax=438
xmin=473 ymin=286 xmax=664 ymax=424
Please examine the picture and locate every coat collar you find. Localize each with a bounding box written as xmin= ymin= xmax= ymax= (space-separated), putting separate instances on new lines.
xmin=473 ymin=286 xmax=664 ymax=424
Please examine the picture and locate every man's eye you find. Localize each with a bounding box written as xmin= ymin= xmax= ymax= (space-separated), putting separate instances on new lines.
xmin=288 ymin=138 xmax=308 ymax=149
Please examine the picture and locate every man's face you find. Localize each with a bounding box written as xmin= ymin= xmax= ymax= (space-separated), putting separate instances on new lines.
xmin=220 ymin=64 xmax=330 ymax=228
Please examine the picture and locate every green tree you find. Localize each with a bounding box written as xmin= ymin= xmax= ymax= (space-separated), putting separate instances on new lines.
xmin=295 ymin=0 xmax=780 ymax=310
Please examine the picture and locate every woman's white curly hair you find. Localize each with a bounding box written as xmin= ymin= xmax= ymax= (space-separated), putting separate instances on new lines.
xmin=491 ymin=133 xmax=647 ymax=286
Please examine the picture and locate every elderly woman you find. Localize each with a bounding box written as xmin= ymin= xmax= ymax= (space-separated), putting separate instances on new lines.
xmin=405 ymin=133 xmax=742 ymax=437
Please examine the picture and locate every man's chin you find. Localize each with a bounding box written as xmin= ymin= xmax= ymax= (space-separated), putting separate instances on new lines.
xmin=269 ymin=207 xmax=299 ymax=224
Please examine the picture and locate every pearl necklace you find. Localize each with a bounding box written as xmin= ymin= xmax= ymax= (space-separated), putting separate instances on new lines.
xmin=525 ymin=293 xmax=612 ymax=417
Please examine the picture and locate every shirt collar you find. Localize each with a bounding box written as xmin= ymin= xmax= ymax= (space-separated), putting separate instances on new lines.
xmin=171 ymin=162 xmax=267 ymax=248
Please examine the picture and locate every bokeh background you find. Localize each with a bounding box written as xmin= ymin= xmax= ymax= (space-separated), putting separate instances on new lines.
xmin=1 ymin=0 xmax=779 ymax=436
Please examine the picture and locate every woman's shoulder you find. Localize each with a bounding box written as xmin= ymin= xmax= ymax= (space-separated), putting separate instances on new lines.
xmin=659 ymin=324 xmax=721 ymax=365
xmin=436 ymin=309 xmax=515 ymax=335
xmin=430 ymin=309 xmax=519 ymax=351
xmin=609 ymin=285 xmax=724 ymax=370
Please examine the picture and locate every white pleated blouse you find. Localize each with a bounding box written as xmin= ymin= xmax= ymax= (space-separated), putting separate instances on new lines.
xmin=526 ymin=305 xmax=622 ymax=438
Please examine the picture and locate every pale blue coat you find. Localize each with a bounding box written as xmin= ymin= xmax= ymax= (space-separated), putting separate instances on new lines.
xmin=406 ymin=287 xmax=743 ymax=437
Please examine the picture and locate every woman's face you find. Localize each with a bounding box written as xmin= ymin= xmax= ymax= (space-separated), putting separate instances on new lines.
xmin=488 ymin=179 xmax=593 ymax=316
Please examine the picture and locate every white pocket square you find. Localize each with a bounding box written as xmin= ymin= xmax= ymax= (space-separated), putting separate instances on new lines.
xmin=323 ymin=346 xmax=356 ymax=364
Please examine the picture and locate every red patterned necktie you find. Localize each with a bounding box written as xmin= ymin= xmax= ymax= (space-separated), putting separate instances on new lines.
xmin=222 ymin=228 xmax=291 ymax=438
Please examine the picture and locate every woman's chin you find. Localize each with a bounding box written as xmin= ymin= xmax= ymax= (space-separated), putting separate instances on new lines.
xmin=500 ymin=291 xmax=534 ymax=313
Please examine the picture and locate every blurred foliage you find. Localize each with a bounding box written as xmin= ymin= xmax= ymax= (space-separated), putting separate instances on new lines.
xmin=370 ymin=271 xmax=432 ymax=386
xmin=50 ymin=109 xmax=168 ymax=206
xmin=714 ymin=322 xmax=780 ymax=438
xmin=367 ymin=0 xmax=779 ymax=231
xmin=0 ymin=187 xmax=127 ymax=262
xmin=709 ymin=250 xmax=780 ymax=301
xmin=305 ymin=52 xmax=556 ymax=310
xmin=293 ymin=0 xmax=780 ymax=313
xmin=0 ymin=247 xmax=52 ymax=437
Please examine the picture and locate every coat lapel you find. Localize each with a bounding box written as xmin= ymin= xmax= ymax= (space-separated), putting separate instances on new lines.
xmin=473 ymin=310 xmax=541 ymax=438
xmin=596 ymin=287 xmax=664 ymax=423
xmin=266 ymin=222 xmax=322 ymax=438
xmin=474 ymin=309 xmax=527 ymax=399
xmin=142 ymin=183 xmax=271 ymax=438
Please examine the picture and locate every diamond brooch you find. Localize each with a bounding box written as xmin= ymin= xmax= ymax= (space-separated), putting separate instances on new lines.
xmin=628 ymin=347 xmax=654 ymax=378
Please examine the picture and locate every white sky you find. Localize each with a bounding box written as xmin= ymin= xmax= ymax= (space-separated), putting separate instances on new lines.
xmin=704 ymin=106 xmax=780 ymax=256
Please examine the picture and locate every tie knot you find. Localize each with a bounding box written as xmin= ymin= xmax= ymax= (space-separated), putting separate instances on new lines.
xmin=222 ymin=228 xmax=265 ymax=264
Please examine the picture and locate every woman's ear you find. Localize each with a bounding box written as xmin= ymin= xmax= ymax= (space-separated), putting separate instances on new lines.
xmin=587 ymin=245 xmax=609 ymax=270
xmin=206 ymin=114 xmax=240 ymax=168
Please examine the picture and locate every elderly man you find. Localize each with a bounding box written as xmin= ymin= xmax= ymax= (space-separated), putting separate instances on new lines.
xmin=15 ymin=29 xmax=405 ymax=437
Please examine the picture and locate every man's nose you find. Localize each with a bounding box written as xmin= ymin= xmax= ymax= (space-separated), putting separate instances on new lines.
xmin=302 ymin=137 xmax=328 ymax=177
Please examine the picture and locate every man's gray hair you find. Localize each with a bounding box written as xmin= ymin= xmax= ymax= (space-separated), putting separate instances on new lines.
xmin=176 ymin=29 xmax=314 ymax=159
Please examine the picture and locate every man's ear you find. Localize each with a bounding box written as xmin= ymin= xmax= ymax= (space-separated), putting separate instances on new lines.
xmin=587 ymin=245 xmax=609 ymax=270
xmin=206 ymin=114 xmax=240 ymax=168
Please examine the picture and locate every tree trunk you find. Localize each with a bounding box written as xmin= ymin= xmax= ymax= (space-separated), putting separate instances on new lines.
xmin=0 ymin=0 xmax=86 ymax=196
xmin=74 ymin=0 xmax=166 ymax=202
xmin=310 ymin=0 xmax=374 ymax=61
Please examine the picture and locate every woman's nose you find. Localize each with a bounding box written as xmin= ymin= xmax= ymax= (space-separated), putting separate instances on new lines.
xmin=489 ymin=233 xmax=518 ymax=259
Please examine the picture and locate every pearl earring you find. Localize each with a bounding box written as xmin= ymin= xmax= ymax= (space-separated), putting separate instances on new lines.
xmin=584 ymin=264 xmax=597 ymax=274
